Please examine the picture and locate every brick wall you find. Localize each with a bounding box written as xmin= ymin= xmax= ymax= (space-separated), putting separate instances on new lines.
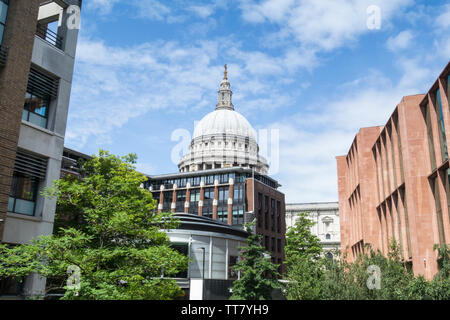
xmin=0 ymin=0 xmax=41 ymax=241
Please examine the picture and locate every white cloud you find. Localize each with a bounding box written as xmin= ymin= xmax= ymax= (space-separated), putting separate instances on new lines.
xmin=436 ymin=4 xmax=450 ymax=29
xmin=386 ymin=30 xmax=414 ymax=51
xmin=134 ymin=0 xmax=172 ymax=21
xmin=240 ymin=0 xmax=413 ymax=52
xmin=189 ymin=5 xmax=216 ymax=19
xmin=86 ymin=0 xmax=122 ymax=14
xmin=273 ymin=58 xmax=436 ymax=203
xmin=67 ymin=37 xmax=307 ymax=149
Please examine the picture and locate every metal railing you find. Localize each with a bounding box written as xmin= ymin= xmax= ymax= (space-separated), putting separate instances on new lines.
xmin=0 ymin=44 xmax=8 ymax=67
xmin=36 ymin=24 xmax=63 ymax=50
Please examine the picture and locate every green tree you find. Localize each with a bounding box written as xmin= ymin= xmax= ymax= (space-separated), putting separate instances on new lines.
xmin=0 ymin=150 xmax=188 ymax=300
xmin=230 ymin=223 xmax=280 ymax=300
xmin=285 ymin=211 xmax=324 ymax=300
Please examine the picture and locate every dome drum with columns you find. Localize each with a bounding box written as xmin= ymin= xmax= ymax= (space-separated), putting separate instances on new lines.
xmin=178 ymin=65 xmax=269 ymax=174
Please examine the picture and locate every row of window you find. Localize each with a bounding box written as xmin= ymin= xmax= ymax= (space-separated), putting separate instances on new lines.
xmin=257 ymin=193 xmax=282 ymax=233
xmin=155 ymin=185 xmax=246 ymax=225
xmin=150 ymin=172 xmax=246 ymax=189
xmin=149 ymin=172 xmax=278 ymax=191
xmin=264 ymin=236 xmax=283 ymax=254
xmin=157 ymin=185 xmax=245 ymax=204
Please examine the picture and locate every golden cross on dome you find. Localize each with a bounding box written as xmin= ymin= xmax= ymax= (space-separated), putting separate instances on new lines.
xmin=224 ymin=64 xmax=228 ymax=80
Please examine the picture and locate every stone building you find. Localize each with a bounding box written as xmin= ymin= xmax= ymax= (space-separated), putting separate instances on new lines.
xmin=146 ymin=67 xmax=286 ymax=298
xmin=0 ymin=0 xmax=82 ymax=298
xmin=337 ymin=61 xmax=450 ymax=280
xmin=285 ymin=202 xmax=340 ymax=259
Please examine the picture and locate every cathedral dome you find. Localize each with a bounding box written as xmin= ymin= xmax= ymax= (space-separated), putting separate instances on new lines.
xmin=178 ymin=65 xmax=269 ymax=174
xmin=193 ymin=109 xmax=257 ymax=141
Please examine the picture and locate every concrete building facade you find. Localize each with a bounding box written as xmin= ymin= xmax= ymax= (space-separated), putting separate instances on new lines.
xmin=337 ymin=61 xmax=450 ymax=279
xmin=285 ymin=202 xmax=340 ymax=259
xmin=0 ymin=0 xmax=81 ymax=298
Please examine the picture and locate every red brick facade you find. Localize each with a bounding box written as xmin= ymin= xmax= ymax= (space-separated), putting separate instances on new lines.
xmin=337 ymin=62 xmax=450 ymax=279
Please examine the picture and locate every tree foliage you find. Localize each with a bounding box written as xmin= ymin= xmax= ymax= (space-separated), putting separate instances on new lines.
xmin=285 ymin=211 xmax=450 ymax=300
xmin=284 ymin=211 xmax=324 ymax=300
xmin=230 ymin=223 xmax=280 ymax=300
xmin=0 ymin=150 xmax=188 ymax=300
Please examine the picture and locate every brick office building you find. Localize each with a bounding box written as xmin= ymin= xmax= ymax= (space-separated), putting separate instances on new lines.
xmin=146 ymin=68 xmax=286 ymax=272
xmin=0 ymin=0 xmax=81 ymax=297
xmin=337 ymin=61 xmax=450 ymax=279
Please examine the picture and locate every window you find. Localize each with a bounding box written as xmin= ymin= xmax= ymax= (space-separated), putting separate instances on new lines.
xmin=189 ymin=189 xmax=200 ymax=214
xmin=435 ymin=89 xmax=448 ymax=161
xmin=175 ymin=190 xmax=185 ymax=212
xmin=217 ymin=186 xmax=228 ymax=222
xmin=228 ymin=256 xmax=239 ymax=279
xmin=432 ymin=176 xmax=446 ymax=246
xmin=220 ymin=173 xmax=228 ymax=184
xmin=425 ymin=103 xmax=437 ymax=170
xmin=0 ymin=0 xmax=8 ymax=45
xmin=447 ymin=75 xmax=450 ymax=107
xmin=264 ymin=236 xmax=269 ymax=250
xmin=203 ymin=187 xmax=214 ymax=200
xmin=276 ymin=201 xmax=281 ymax=233
xmin=217 ymin=208 xmax=227 ymax=223
xmin=233 ymin=184 xmax=244 ymax=203
xmin=257 ymin=192 xmax=262 ymax=228
xmin=232 ymin=206 xmax=244 ymax=225
xmin=277 ymin=238 xmax=281 ymax=253
xmin=8 ymin=151 xmax=47 ymax=216
xmin=162 ymin=191 xmax=172 ymax=212
xmin=326 ymin=233 xmax=331 ymax=240
xmin=271 ymin=199 xmax=275 ymax=231
xmin=8 ymin=172 xmax=39 ymax=216
xmin=271 ymin=237 xmax=275 ymax=251
xmin=23 ymin=67 xmax=59 ymax=129
xmin=203 ymin=187 xmax=214 ymax=218
xmin=192 ymin=176 xmax=200 ymax=186
xmin=264 ymin=196 xmax=269 ymax=230
xmin=218 ymin=186 xmax=228 ymax=205
xmin=23 ymin=91 xmax=49 ymax=129
xmin=0 ymin=277 xmax=24 ymax=296
xmin=326 ymin=252 xmax=333 ymax=260
xmin=205 ymin=175 xmax=214 ymax=185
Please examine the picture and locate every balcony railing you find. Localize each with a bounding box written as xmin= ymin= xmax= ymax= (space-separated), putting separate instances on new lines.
xmin=36 ymin=24 xmax=63 ymax=50
xmin=0 ymin=44 xmax=8 ymax=67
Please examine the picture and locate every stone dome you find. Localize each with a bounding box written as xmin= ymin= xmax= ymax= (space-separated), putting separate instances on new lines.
xmin=178 ymin=65 xmax=269 ymax=174
xmin=193 ymin=109 xmax=257 ymax=142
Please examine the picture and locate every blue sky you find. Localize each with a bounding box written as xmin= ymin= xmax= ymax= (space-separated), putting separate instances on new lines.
xmin=65 ymin=0 xmax=450 ymax=203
